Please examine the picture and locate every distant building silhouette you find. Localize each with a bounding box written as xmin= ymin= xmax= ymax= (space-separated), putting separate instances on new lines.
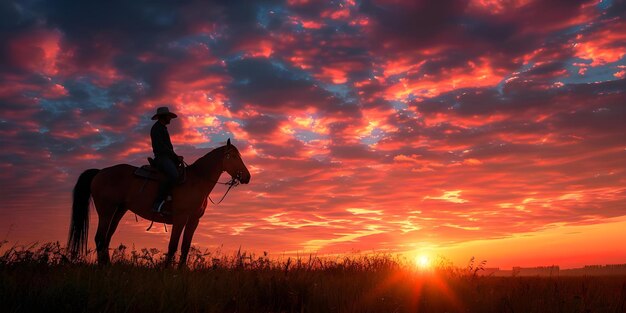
xmin=512 ymin=266 xmax=559 ymax=277
xmin=479 ymin=264 xmax=626 ymax=277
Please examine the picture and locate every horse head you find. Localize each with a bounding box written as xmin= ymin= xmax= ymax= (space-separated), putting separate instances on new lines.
xmin=222 ymin=138 xmax=251 ymax=184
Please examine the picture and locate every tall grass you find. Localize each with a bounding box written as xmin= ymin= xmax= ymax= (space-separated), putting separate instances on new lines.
xmin=1 ymin=241 xmax=625 ymax=313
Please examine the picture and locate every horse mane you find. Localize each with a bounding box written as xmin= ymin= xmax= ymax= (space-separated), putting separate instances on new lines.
xmin=188 ymin=145 xmax=227 ymax=174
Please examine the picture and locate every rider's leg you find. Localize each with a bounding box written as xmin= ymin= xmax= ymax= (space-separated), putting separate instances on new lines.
xmin=153 ymin=157 xmax=178 ymax=212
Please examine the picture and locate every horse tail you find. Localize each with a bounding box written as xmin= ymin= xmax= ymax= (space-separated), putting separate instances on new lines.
xmin=68 ymin=168 xmax=100 ymax=258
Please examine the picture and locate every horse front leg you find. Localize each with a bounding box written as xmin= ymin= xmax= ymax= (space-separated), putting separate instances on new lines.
xmin=164 ymin=222 xmax=184 ymax=267
xmin=179 ymin=217 xmax=200 ymax=269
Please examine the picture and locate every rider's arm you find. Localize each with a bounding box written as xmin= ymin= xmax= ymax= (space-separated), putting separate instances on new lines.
xmin=151 ymin=124 xmax=179 ymax=160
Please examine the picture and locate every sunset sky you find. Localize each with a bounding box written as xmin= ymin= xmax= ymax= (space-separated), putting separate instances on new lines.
xmin=1 ymin=0 xmax=625 ymax=269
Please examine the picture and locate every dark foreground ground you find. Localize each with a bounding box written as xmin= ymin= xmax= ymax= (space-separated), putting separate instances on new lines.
xmin=1 ymin=242 xmax=625 ymax=313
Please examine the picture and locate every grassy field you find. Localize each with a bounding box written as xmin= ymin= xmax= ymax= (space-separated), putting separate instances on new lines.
xmin=1 ymin=242 xmax=625 ymax=313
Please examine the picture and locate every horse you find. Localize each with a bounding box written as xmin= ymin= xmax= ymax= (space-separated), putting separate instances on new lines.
xmin=67 ymin=139 xmax=250 ymax=268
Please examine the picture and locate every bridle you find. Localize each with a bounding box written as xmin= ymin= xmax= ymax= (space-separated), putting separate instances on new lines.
xmin=207 ymin=149 xmax=243 ymax=205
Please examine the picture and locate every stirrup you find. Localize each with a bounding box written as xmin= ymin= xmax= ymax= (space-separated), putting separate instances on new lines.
xmin=153 ymin=200 xmax=165 ymax=213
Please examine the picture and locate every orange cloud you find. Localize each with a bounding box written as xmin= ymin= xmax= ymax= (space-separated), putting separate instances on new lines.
xmin=574 ymin=20 xmax=626 ymax=66
xmin=384 ymin=59 xmax=506 ymax=101
xmin=424 ymin=190 xmax=469 ymax=204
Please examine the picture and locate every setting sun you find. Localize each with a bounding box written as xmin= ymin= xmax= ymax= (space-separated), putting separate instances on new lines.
xmin=415 ymin=255 xmax=432 ymax=270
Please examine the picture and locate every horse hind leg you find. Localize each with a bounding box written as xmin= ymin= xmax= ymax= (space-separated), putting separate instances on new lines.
xmin=104 ymin=206 xmax=127 ymax=260
xmin=95 ymin=205 xmax=126 ymax=265
xmin=95 ymin=216 xmax=111 ymax=264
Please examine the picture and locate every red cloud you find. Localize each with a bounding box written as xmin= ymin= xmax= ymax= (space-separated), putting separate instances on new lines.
xmin=8 ymin=28 xmax=63 ymax=75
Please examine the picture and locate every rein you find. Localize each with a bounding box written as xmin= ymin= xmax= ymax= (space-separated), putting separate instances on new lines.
xmin=146 ymin=170 xmax=239 ymax=231
xmin=208 ymin=176 xmax=240 ymax=205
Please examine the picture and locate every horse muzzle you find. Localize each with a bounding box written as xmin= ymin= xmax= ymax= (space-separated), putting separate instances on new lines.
xmin=234 ymin=171 xmax=251 ymax=184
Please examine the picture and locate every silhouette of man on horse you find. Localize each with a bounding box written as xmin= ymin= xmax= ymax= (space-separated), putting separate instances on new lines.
xmin=68 ymin=106 xmax=251 ymax=267
xmin=150 ymin=106 xmax=184 ymax=214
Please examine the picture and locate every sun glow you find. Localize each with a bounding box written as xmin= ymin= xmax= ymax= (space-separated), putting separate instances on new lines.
xmin=415 ymin=254 xmax=432 ymax=270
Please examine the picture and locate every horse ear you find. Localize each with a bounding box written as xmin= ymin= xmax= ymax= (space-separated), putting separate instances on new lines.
xmin=227 ymin=138 xmax=231 ymax=147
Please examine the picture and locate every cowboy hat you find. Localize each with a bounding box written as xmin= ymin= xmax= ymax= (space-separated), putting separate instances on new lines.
xmin=151 ymin=106 xmax=178 ymax=120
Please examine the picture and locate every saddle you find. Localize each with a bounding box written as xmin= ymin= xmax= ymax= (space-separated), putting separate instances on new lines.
xmin=133 ymin=157 xmax=186 ymax=184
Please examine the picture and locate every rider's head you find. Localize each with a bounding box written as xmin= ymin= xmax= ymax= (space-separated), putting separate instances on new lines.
xmin=158 ymin=114 xmax=173 ymax=125
xmin=152 ymin=106 xmax=178 ymax=125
